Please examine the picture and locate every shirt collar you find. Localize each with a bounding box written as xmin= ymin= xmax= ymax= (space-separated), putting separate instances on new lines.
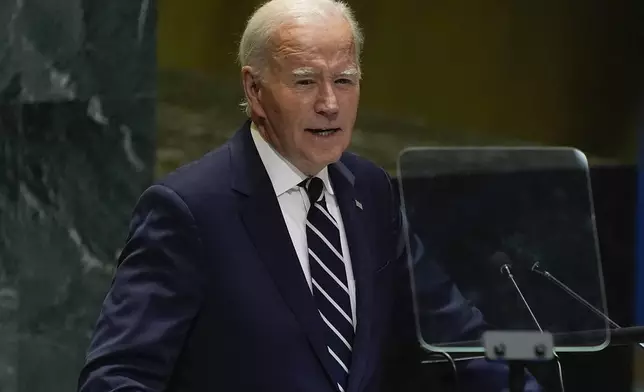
xmin=250 ymin=121 xmax=334 ymax=197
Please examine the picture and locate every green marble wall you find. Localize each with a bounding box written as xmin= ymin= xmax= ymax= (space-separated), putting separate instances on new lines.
xmin=0 ymin=1 xmax=156 ymax=391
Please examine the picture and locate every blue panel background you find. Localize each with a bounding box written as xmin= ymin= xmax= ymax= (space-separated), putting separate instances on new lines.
xmin=634 ymin=0 xmax=644 ymax=328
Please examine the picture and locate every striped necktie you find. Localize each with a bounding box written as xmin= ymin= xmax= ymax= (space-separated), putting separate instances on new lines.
xmin=301 ymin=177 xmax=354 ymax=392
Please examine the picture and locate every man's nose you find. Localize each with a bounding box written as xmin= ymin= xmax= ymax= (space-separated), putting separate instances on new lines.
xmin=315 ymin=83 xmax=339 ymax=119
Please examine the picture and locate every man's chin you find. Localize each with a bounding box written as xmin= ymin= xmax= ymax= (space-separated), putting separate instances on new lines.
xmin=313 ymin=156 xmax=343 ymax=173
xmin=294 ymin=156 xmax=339 ymax=176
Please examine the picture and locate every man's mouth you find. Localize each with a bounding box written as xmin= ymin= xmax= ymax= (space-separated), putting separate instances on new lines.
xmin=305 ymin=128 xmax=340 ymax=136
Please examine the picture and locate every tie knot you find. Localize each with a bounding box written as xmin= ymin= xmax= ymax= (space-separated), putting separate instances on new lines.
xmin=300 ymin=177 xmax=324 ymax=204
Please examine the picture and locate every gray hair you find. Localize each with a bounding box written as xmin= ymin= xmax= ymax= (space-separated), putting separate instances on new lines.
xmin=237 ymin=0 xmax=364 ymax=116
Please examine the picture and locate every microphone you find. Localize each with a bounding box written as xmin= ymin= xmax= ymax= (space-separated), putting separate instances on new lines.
xmin=490 ymin=250 xmax=513 ymax=276
xmin=528 ymin=258 xmax=644 ymax=350
xmin=490 ymin=252 xmax=543 ymax=332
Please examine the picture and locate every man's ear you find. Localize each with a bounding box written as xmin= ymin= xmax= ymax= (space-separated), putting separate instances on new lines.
xmin=241 ymin=66 xmax=266 ymax=118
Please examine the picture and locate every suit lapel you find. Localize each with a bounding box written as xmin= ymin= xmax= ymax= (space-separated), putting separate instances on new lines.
xmin=329 ymin=162 xmax=376 ymax=392
xmin=230 ymin=123 xmax=338 ymax=385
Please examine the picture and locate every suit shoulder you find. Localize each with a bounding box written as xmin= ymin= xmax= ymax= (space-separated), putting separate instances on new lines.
xmin=155 ymin=142 xmax=233 ymax=200
xmin=340 ymin=151 xmax=391 ymax=185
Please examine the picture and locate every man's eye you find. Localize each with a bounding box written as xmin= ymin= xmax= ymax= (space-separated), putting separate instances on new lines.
xmin=296 ymin=79 xmax=314 ymax=86
xmin=335 ymin=78 xmax=353 ymax=85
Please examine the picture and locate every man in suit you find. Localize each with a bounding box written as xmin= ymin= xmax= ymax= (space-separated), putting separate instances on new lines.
xmin=78 ymin=0 xmax=542 ymax=391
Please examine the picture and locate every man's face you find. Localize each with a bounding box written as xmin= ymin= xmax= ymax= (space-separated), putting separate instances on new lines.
xmin=244 ymin=18 xmax=360 ymax=176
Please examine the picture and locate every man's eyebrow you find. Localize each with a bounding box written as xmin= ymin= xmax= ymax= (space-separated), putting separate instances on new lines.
xmin=337 ymin=67 xmax=360 ymax=77
xmin=291 ymin=67 xmax=361 ymax=78
xmin=291 ymin=67 xmax=316 ymax=77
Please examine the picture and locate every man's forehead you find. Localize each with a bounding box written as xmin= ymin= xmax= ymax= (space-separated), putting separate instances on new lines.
xmin=272 ymin=20 xmax=355 ymax=55
xmin=270 ymin=44 xmax=358 ymax=74
xmin=267 ymin=21 xmax=358 ymax=74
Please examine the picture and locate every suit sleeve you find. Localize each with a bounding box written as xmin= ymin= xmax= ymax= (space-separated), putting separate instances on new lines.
xmin=77 ymin=184 xmax=205 ymax=392
xmin=378 ymin=169 xmax=543 ymax=392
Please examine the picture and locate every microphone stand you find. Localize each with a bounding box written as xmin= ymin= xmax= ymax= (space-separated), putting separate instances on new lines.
xmin=531 ymin=261 xmax=644 ymax=351
xmin=503 ymin=264 xmax=543 ymax=332
xmin=498 ymin=263 xmax=551 ymax=392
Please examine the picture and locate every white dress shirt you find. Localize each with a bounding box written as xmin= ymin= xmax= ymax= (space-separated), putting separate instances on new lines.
xmin=250 ymin=122 xmax=357 ymax=325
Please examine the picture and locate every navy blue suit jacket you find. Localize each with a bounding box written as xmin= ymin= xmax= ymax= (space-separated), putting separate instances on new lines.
xmin=78 ymin=121 xmax=541 ymax=392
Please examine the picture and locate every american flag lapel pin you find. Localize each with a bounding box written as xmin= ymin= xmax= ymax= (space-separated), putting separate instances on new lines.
xmin=355 ymin=200 xmax=363 ymax=210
